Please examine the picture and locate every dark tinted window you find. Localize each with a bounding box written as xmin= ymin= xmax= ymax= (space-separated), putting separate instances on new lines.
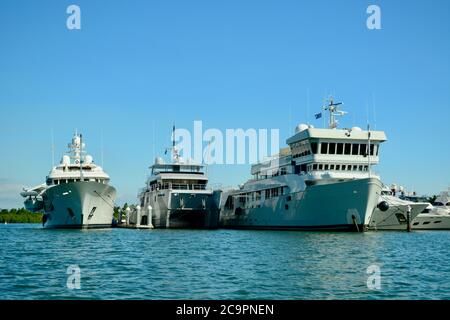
xmin=370 ymin=144 xmax=375 ymax=156
xmin=329 ymin=143 xmax=336 ymax=154
xmin=311 ymin=142 xmax=318 ymax=154
xmin=321 ymin=143 xmax=328 ymax=154
xmin=352 ymin=144 xmax=359 ymax=155
xmin=359 ymin=144 xmax=367 ymax=156
xmin=336 ymin=143 xmax=343 ymax=154
xmin=344 ymin=143 xmax=351 ymax=155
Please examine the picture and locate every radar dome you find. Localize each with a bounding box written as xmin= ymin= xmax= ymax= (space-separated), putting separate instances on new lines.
xmin=61 ymin=155 xmax=70 ymax=165
xmin=155 ymin=157 xmax=165 ymax=165
xmin=85 ymin=155 xmax=93 ymax=164
xmin=295 ymin=124 xmax=309 ymax=133
xmin=351 ymin=127 xmax=362 ymax=132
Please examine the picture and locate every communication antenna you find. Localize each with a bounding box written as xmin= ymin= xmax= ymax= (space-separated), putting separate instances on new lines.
xmin=306 ymin=88 xmax=310 ymax=125
xmin=323 ymin=97 xmax=347 ymax=129
xmin=367 ymin=124 xmax=372 ymax=179
xmin=101 ymin=129 xmax=104 ymax=168
xmin=51 ymin=128 xmax=55 ymax=168
xmin=80 ymin=133 xmax=84 ymax=180
xmin=372 ymin=93 xmax=377 ymax=130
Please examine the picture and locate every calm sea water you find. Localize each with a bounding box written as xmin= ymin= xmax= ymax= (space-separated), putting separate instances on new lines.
xmin=1 ymin=223 xmax=449 ymax=300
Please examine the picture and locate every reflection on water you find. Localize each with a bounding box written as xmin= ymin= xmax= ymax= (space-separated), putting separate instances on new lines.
xmin=0 ymin=224 xmax=449 ymax=299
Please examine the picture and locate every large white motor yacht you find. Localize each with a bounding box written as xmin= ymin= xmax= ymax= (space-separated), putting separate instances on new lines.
xmin=20 ymin=133 xmax=116 ymax=229
xmin=369 ymin=185 xmax=429 ymax=230
xmin=218 ymin=99 xmax=386 ymax=232
xmin=412 ymin=188 xmax=450 ymax=230
xmin=137 ymin=136 xmax=219 ymax=229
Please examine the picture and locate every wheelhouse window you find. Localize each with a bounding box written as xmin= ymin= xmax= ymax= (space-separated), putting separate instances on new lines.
xmin=344 ymin=143 xmax=351 ymax=155
xmin=320 ymin=143 xmax=328 ymax=154
xmin=311 ymin=142 xmax=318 ymax=154
xmin=337 ymin=143 xmax=344 ymax=154
xmin=352 ymin=144 xmax=359 ymax=155
xmin=359 ymin=144 xmax=367 ymax=156
xmin=329 ymin=143 xmax=336 ymax=154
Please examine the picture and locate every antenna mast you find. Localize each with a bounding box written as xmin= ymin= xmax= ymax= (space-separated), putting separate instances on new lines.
xmin=80 ymin=134 xmax=84 ymax=181
xmin=367 ymin=124 xmax=371 ymax=179
xmin=51 ymin=129 xmax=55 ymax=168
xmin=323 ymin=97 xmax=347 ymax=129
xmin=101 ymin=129 xmax=104 ymax=168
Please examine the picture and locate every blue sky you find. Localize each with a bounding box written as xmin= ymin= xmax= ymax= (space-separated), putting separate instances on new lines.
xmin=1 ymin=0 xmax=449 ymax=208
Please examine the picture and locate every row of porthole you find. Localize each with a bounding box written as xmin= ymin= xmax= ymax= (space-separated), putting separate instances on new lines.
xmin=413 ymin=221 xmax=442 ymax=225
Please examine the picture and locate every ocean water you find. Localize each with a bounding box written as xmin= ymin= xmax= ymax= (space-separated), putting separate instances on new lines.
xmin=1 ymin=224 xmax=449 ymax=300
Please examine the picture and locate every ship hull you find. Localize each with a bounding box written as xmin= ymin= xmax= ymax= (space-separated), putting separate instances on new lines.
xmin=369 ymin=199 xmax=428 ymax=231
xmin=412 ymin=214 xmax=450 ymax=230
xmin=219 ymin=178 xmax=382 ymax=232
xmin=41 ymin=182 xmax=116 ymax=229
xmin=145 ymin=190 xmax=219 ymax=229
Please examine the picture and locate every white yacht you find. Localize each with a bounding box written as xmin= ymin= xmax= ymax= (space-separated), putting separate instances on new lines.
xmin=137 ymin=141 xmax=219 ymax=229
xmin=369 ymin=185 xmax=429 ymax=230
xmin=412 ymin=188 xmax=450 ymax=230
xmin=20 ymin=133 xmax=116 ymax=229
xmin=218 ymin=99 xmax=386 ymax=232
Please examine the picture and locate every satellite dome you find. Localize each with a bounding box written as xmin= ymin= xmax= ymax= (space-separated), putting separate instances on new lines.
xmin=61 ymin=155 xmax=70 ymax=165
xmin=85 ymin=155 xmax=93 ymax=164
xmin=351 ymin=127 xmax=362 ymax=132
xmin=295 ymin=124 xmax=309 ymax=133
xmin=155 ymin=157 xmax=165 ymax=165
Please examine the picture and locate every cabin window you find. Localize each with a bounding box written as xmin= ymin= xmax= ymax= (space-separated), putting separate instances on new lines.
xmin=344 ymin=143 xmax=351 ymax=155
xmin=280 ymin=167 xmax=287 ymax=175
xmin=364 ymin=165 xmax=369 ymax=171
xmin=265 ymin=189 xmax=270 ymax=199
xmin=341 ymin=165 xmax=346 ymax=170
xmin=352 ymin=144 xmax=359 ymax=155
xmin=337 ymin=143 xmax=344 ymax=154
xmin=311 ymin=142 xmax=318 ymax=154
xmin=329 ymin=143 xmax=336 ymax=154
xmin=370 ymin=144 xmax=375 ymax=156
xmin=336 ymin=165 xmax=341 ymax=170
xmin=320 ymin=143 xmax=328 ymax=154
xmin=353 ymin=165 xmax=358 ymax=171
xmin=68 ymin=179 xmax=74 ymax=183
xmin=318 ymin=164 xmax=323 ymax=170
xmin=330 ymin=165 xmax=335 ymax=170
xmin=359 ymin=144 xmax=367 ymax=156
xmin=324 ymin=164 xmax=329 ymax=170
xmin=347 ymin=165 xmax=352 ymax=171
xmin=359 ymin=165 xmax=363 ymax=171
xmin=300 ymin=164 xmax=307 ymax=173
xmin=313 ymin=164 xmax=318 ymax=170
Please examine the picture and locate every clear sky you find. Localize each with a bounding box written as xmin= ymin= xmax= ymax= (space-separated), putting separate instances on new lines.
xmin=1 ymin=0 xmax=449 ymax=208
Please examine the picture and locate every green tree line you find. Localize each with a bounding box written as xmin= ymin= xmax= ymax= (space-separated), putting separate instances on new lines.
xmin=0 ymin=208 xmax=42 ymax=223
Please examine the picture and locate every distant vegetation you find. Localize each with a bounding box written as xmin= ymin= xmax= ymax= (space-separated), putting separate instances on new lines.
xmin=0 ymin=208 xmax=42 ymax=223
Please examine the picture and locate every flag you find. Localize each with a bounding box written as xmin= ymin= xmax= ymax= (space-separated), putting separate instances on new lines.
xmin=315 ymin=112 xmax=322 ymax=119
